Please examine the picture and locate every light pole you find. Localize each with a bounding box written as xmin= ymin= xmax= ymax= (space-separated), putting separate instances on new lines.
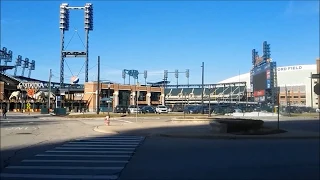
xmin=208 ymin=85 xmax=213 ymax=117
xmin=107 ymin=83 xmax=110 ymax=118
xmin=201 ymin=62 xmax=204 ymax=114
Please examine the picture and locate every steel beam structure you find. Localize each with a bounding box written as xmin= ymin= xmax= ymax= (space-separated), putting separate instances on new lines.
xmin=59 ymin=3 xmax=93 ymax=88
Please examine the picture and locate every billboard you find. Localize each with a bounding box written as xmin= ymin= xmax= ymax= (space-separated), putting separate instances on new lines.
xmin=251 ymin=63 xmax=272 ymax=98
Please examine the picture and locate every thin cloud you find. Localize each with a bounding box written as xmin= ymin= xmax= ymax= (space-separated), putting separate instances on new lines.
xmin=284 ymin=1 xmax=319 ymax=16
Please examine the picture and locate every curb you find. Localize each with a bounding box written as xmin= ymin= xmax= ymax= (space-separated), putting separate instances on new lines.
xmin=159 ymin=133 xmax=320 ymax=140
xmin=93 ymin=126 xmax=119 ymax=134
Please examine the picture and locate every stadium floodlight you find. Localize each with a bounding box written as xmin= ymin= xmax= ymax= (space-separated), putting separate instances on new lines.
xmin=24 ymin=58 xmax=29 ymax=68
xmin=186 ymin=69 xmax=189 ymax=78
xmin=144 ymin=70 xmax=147 ymax=79
xmin=30 ymin=60 xmax=35 ymax=70
xmin=164 ymin=70 xmax=168 ymax=79
xmin=175 ymin=69 xmax=179 ymax=78
xmin=60 ymin=3 xmax=70 ymax=31
xmin=5 ymin=50 xmax=13 ymax=63
xmin=84 ymin=3 xmax=93 ymax=31
xmin=16 ymin=55 xmax=22 ymax=66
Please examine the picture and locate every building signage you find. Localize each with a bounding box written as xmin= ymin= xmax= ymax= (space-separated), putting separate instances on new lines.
xmin=251 ymin=63 xmax=270 ymax=75
xmin=17 ymin=82 xmax=44 ymax=90
xmin=277 ymin=66 xmax=302 ymax=72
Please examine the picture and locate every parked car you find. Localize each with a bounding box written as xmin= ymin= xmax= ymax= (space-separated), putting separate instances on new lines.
xmin=114 ymin=105 xmax=128 ymax=113
xmin=141 ymin=106 xmax=156 ymax=114
xmin=183 ymin=106 xmax=197 ymax=114
xmin=155 ymin=105 xmax=168 ymax=114
xmin=127 ymin=105 xmax=141 ymax=114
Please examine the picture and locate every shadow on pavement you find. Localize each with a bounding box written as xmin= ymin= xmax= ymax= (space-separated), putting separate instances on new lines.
xmin=0 ymin=119 xmax=319 ymax=180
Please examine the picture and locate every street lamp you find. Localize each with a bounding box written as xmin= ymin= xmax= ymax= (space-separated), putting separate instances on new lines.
xmin=208 ymin=85 xmax=214 ymax=117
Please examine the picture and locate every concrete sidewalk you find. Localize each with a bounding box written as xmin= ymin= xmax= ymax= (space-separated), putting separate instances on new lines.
xmin=94 ymin=121 xmax=320 ymax=139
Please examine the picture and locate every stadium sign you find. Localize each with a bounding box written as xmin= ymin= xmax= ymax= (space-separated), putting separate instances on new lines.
xmin=277 ymin=66 xmax=302 ymax=72
xmin=17 ymin=82 xmax=45 ymax=90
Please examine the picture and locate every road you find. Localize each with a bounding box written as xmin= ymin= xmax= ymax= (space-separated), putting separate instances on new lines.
xmin=0 ymin=113 xmax=319 ymax=180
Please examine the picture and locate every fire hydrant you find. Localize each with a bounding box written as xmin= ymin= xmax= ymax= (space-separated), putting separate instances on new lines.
xmin=105 ymin=115 xmax=110 ymax=126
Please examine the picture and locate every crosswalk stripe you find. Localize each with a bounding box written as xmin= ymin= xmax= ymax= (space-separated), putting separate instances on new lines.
xmin=85 ymin=136 xmax=143 ymax=138
xmin=35 ymin=154 xmax=131 ymax=158
xmin=81 ymin=137 xmax=144 ymax=140
xmin=68 ymin=141 xmax=140 ymax=145
xmin=55 ymin=147 xmax=135 ymax=150
xmin=6 ymin=166 xmax=124 ymax=170
xmin=0 ymin=135 xmax=145 ymax=179
xmin=76 ymin=139 xmax=142 ymax=142
xmin=62 ymin=144 xmax=138 ymax=147
xmin=46 ymin=150 xmax=133 ymax=153
xmin=22 ymin=160 xmax=129 ymax=163
xmin=0 ymin=173 xmax=118 ymax=179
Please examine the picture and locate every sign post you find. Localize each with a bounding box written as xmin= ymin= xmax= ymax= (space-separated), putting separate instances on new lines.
xmin=26 ymin=102 xmax=31 ymax=115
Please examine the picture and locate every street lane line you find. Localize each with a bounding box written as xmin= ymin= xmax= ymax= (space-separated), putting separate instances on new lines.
xmin=22 ymin=159 xmax=129 ymax=163
xmin=35 ymin=154 xmax=131 ymax=158
xmin=55 ymin=147 xmax=135 ymax=150
xmin=0 ymin=173 xmax=118 ymax=179
xmin=46 ymin=150 xmax=133 ymax=153
xmin=6 ymin=166 xmax=124 ymax=170
xmin=62 ymin=144 xmax=138 ymax=147
xmin=68 ymin=142 xmax=140 ymax=145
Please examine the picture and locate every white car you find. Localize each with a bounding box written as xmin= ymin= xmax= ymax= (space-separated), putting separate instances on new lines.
xmin=155 ymin=105 xmax=168 ymax=114
xmin=127 ymin=105 xmax=141 ymax=114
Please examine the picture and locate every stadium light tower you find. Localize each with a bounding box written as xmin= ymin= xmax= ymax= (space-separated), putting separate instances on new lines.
xmin=59 ymin=3 xmax=93 ymax=88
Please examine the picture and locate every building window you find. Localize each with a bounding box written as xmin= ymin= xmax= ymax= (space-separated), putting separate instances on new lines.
xmin=293 ymin=96 xmax=299 ymax=98
xmin=280 ymin=96 xmax=285 ymax=98
xmin=300 ymin=95 xmax=306 ymax=98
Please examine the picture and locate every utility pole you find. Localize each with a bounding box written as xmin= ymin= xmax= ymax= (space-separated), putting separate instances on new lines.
xmin=201 ymin=62 xmax=204 ymax=114
xmin=48 ymin=69 xmax=52 ymax=113
xmin=96 ymin=56 xmax=100 ymax=114
xmin=310 ymin=72 xmax=313 ymax=108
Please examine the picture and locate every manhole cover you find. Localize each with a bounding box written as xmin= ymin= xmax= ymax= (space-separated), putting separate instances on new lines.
xmin=16 ymin=133 xmax=33 ymax=135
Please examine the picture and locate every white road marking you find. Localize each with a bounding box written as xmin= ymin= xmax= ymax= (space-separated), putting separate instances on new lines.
xmin=55 ymin=147 xmax=135 ymax=150
xmin=22 ymin=160 xmax=129 ymax=163
xmin=5 ymin=127 xmax=37 ymax=131
xmin=6 ymin=166 xmax=123 ymax=170
xmin=85 ymin=135 xmax=143 ymax=138
xmin=62 ymin=144 xmax=138 ymax=147
xmin=46 ymin=150 xmax=133 ymax=154
xmin=76 ymin=139 xmax=142 ymax=142
xmin=68 ymin=141 xmax=140 ymax=145
xmin=83 ymin=137 xmax=144 ymax=140
xmin=0 ymin=173 xmax=118 ymax=179
xmin=36 ymin=154 xmax=131 ymax=158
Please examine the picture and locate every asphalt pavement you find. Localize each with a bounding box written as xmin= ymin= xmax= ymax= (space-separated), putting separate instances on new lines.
xmin=120 ymin=137 xmax=320 ymax=180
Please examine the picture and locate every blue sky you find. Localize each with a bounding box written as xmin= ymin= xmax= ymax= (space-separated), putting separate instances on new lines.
xmin=1 ymin=1 xmax=319 ymax=85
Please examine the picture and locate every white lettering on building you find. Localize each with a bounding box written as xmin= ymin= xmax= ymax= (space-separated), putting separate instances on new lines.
xmin=17 ymin=82 xmax=45 ymax=90
xmin=277 ymin=66 xmax=303 ymax=72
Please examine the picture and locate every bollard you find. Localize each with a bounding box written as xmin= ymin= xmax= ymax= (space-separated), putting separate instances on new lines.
xmin=105 ymin=115 xmax=110 ymax=126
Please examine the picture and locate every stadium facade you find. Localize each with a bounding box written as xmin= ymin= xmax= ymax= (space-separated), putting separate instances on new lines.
xmin=218 ymin=63 xmax=319 ymax=108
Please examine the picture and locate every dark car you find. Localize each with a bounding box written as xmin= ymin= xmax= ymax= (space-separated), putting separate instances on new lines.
xmin=114 ymin=105 xmax=128 ymax=113
xmin=184 ymin=106 xmax=198 ymax=114
xmin=141 ymin=106 xmax=156 ymax=114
